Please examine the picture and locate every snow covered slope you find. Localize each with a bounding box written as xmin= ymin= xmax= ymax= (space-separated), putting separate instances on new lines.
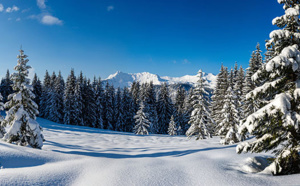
xmin=105 ymin=71 xmax=217 ymax=89
xmin=0 ymin=118 xmax=299 ymax=185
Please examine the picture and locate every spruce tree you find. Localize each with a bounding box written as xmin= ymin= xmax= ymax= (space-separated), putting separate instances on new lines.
xmin=40 ymin=71 xmax=51 ymax=118
xmin=211 ymin=65 xmax=229 ymax=133
xmin=94 ymin=77 xmax=104 ymax=129
xmin=157 ymin=83 xmax=173 ymax=134
xmin=84 ymin=79 xmax=97 ymax=127
xmin=48 ymin=71 xmax=64 ymax=123
xmin=134 ymin=102 xmax=150 ymax=135
xmin=216 ymin=85 xmax=240 ymax=145
xmin=63 ymin=69 xmax=77 ymax=125
xmin=186 ymin=70 xmax=213 ymax=140
xmin=73 ymin=79 xmax=84 ymax=125
xmin=168 ymin=115 xmax=177 ymax=136
xmin=2 ymin=49 xmax=43 ymax=149
xmin=0 ymin=93 xmax=5 ymax=138
xmin=237 ymin=0 xmax=300 ymax=175
xmin=0 ymin=70 xmax=13 ymax=103
xmin=122 ymin=87 xmax=135 ymax=132
xmin=31 ymin=73 xmax=42 ymax=111
xmin=175 ymin=87 xmax=186 ymax=135
xmin=115 ymin=87 xmax=125 ymax=131
xmin=103 ymin=82 xmax=114 ymax=130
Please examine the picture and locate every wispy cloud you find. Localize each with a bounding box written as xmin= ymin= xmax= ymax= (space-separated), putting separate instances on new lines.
xmin=6 ymin=5 xmax=19 ymax=13
xmin=16 ymin=18 xmax=21 ymax=21
xmin=22 ymin=8 xmax=31 ymax=13
xmin=37 ymin=0 xmax=46 ymax=9
xmin=107 ymin=5 xmax=114 ymax=12
xmin=182 ymin=59 xmax=190 ymax=64
xmin=41 ymin=15 xmax=63 ymax=25
xmin=0 ymin=4 xmax=4 ymax=12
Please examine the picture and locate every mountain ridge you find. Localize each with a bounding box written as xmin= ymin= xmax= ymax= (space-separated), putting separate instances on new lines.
xmin=104 ymin=71 xmax=217 ymax=89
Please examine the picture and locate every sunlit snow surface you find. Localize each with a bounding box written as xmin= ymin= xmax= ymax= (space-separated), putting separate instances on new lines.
xmin=0 ymin=118 xmax=299 ymax=185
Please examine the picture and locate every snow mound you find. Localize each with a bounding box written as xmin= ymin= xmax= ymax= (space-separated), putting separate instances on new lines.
xmin=240 ymin=157 xmax=271 ymax=173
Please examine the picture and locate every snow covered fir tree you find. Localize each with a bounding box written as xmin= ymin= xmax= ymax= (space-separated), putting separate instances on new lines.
xmin=237 ymin=0 xmax=300 ymax=175
xmin=186 ymin=70 xmax=213 ymax=140
xmin=1 ymin=49 xmax=44 ymax=149
xmin=134 ymin=102 xmax=150 ymax=135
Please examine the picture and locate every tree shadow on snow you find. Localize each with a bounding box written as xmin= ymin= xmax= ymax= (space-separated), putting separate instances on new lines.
xmin=50 ymin=143 xmax=236 ymax=159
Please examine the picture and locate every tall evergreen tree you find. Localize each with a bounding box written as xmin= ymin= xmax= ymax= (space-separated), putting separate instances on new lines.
xmin=73 ymin=79 xmax=84 ymax=125
xmin=144 ymin=82 xmax=159 ymax=134
xmin=103 ymin=82 xmax=114 ymax=130
xmin=94 ymin=77 xmax=104 ymax=129
xmin=211 ymin=65 xmax=229 ymax=133
xmin=31 ymin=73 xmax=42 ymax=111
xmin=168 ymin=115 xmax=177 ymax=136
xmin=186 ymin=70 xmax=213 ymax=140
xmin=157 ymin=83 xmax=173 ymax=134
xmin=2 ymin=49 xmax=43 ymax=149
xmin=0 ymin=70 xmax=13 ymax=103
xmin=63 ymin=69 xmax=77 ymax=125
xmin=237 ymin=0 xmax=300 ymax=175
xmin=48 ymin=71 xmax=64 ymax=123
xmin=0 ymin=93 xmax=5 ymax=138
xmin=84 ymin=79 xmax=97 ymax=127
xmin=174 ymin=86 xmax=186 ymax=135
xmin=115 ymin=87 xmax=125 ymax=131
xmin=40 ymin=70 xmax=51 ymax=118
xmin=122 ymin=87 xmax=135 ymax=132
xmin=134 ymin=102 xmax=150 ymax=135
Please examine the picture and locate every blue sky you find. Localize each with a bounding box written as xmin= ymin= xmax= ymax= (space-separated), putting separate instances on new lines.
xmin=0 ymin=0 xmax=283 ymax=80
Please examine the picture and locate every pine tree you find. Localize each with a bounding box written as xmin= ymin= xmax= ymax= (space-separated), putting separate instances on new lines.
xmin=84 ymin=79 xmax=97 ymax=127
xmin=94 ymin=77 xmax=104 ymax=129
xmin=48 ymin=71 xmax=64 ymax=123
xmin=0 ymin=70 xmax=13 ymax=103
xmin=115 ymin=87 xmax=125 ymax=131
xmin=0 ymin=93 xmax=5 ymax=138
xmin=63 ymin=69 xmax=77 ymax=125
xmin=103 ymin=82 xmax=114 ymax=130
xmin=168 ymin=115 xmax=177 ymax=136
xmin=186 ymin=70 xmax=213 ymax=140
xmin=122 ymin=87 xmax=135 ymax=132
xmin=2 ymin=49 xmax=43 ymax=149
xmin=144 ymin=82 xmax=159 ymax=134
xmin=182 ymin=88 xmax=194 ymax=133
xmin=31 ymin=73 xmax=42 ymax=111
xmin=157 ymin=83 xmax=173 ymax=134
xmin=134 ymin=102 xmax=150 ymax=135
xmin=211 ymin=65 xmax=229 ymax=133
xmin=174 ymin=87 xmax=186 ymax=135
xmin=237 ymin=0 xmax=300 ymax=175
xmin=73 ymin=79 xmax=84 ymax=125
xmin=242 ymin=44 xmax=263 ymax=119
xmin=216 ymin=85 xmax=240 ymax=145
xmin=40 ymin=70 xmax=51 ymax=118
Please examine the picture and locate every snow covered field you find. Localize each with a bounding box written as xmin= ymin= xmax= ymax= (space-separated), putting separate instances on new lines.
xmin=0 ymin=118 xmax=299 ymax=186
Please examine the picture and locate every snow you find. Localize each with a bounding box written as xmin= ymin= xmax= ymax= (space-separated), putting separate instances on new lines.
xmin=105 ymin=71 xmax=217 ymax=89
xmin=0 ymin=118 xmax=299 ymax=185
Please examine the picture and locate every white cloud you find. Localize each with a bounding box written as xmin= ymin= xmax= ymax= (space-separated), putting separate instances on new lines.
xmin=0 ymin=4 xmax=4 ymax=12
xmin=6 ymin=5 xmax=19 ymax=13
xmin=41 ymin=15 xmax=63 ymax=25
xmin=37 ymin=0 xmax=46 ymax=9
xmin=16 ymin=18 xmax=21 ymax=21
xmin=107 ymin=6 xmax=114 ymax=12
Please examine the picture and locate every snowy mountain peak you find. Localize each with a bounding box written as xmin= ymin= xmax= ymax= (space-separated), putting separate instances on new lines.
xmin=105 ymin=71 xmax=217 ymax=89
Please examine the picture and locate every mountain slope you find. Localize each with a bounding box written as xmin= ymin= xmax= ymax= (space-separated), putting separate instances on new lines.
xmin=105 ymin=71 xmax=217 ymax=89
